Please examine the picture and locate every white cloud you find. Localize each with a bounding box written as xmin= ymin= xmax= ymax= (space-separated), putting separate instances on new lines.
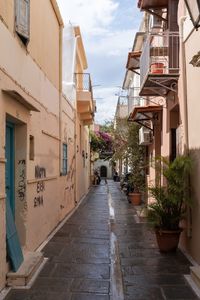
xmin=86 ymin=29 xmax=135 ymax=57
xmin=94 ymin=87 xmax=119 ymax=124
xmin=57 ymin=0 xmax=139 ymax=123
xmin=57 ymin=0 xmax=119 ymax=35
xmin=58 ymin=0 xmax=134 ymax=57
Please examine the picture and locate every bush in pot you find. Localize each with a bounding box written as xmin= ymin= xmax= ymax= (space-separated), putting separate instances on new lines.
xmin=147 ymin=155 xmax=193 ymax=252
xmin=111 ymin=118 xmax=146 ymax=204
xmin=127 ymin=123 xmax=146 ymax=205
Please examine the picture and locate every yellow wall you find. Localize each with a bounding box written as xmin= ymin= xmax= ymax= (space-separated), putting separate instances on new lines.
xmin=0 ymin=0 xmax=14 ymax=31
xmin=0 ymin=2 xmax=93 ymax=289
xmin=29 ymin=0 xmax=60 ymax=89
xmin=0 ymin=0 xmax=60 ymax=89
xmin=181 ymin=20 xmax=200 ymax=264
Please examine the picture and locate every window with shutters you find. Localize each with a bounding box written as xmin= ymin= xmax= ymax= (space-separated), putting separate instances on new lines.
xmin=15 ymin=0 xmax=30 ymax=45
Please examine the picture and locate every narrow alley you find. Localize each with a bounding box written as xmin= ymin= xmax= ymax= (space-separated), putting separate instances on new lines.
xmin=4 ymin=181 xmax=198 ymax=300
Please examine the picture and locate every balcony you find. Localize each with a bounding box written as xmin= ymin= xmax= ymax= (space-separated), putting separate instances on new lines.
xmin=75 ymin=73 xmax=94 ymax=116
xmin=128 ymin=87 xmax=146 ymax=115
xmin=140 ymin=32 xmax=179 ymax=96
xmin=115 ymin=96 xmax=128 ymax=119
xmin=126 ymin=51 xmax=141 ymax=72
xmin=138 ymin=0 xmax=168 ymax=10
xmin=128 ymin=105 xmax=162 ymax=130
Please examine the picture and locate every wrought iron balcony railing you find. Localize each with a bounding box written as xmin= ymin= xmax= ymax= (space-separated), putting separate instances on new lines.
xmin=128 ymin=87 xmax=146 ymax=114
xmin=140 ymin=31 xmax=179 ymax=95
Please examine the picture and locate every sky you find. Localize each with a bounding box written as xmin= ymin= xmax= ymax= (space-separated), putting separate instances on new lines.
xmin=57 ymin=0 xmax=142 ymax=124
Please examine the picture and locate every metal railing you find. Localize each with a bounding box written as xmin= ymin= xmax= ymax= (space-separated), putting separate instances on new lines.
xmin=128 ymin=87 xmax=146 ymax=114
xmin=115 ymin=96 xmax=128 ymax=119
xmin=75 ymin=73 xmax=92 ymax=92
xmin=118 ymin=96 xmax=128 ymax=106
xmin=140 ymin=32 xmax=179 ymax=88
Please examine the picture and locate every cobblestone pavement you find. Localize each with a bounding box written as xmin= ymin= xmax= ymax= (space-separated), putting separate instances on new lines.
xmin=4 ymin=181 xmax=199 ymax=300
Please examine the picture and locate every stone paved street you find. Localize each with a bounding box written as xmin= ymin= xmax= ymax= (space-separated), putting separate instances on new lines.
xmin=4 ymin=181 xmax=199 ymax=300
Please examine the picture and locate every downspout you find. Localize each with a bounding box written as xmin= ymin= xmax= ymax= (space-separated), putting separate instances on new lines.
xmin=73 ymin=94 xmax=77 ymax=205
xmin=73 ymin=34 xmax=79 ymax=205
xmin=179 ymin=16 xmax=189 ymax=154
xmin=179 ymin=15 xmax=191 ymax=238
xmin=59 ymin=25 xmax=63 ymax=175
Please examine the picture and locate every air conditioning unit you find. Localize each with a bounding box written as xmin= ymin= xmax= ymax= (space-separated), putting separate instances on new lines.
xmin=139 ymin=126 xmax=152 ymax=146
xmin=150 ymin=10 xmax=162 ymax=30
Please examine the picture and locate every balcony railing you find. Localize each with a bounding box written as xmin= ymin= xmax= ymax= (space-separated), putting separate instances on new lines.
xmin=128 ymin=87 xmax=145 ymax=114
xmin=75 ymin=73 xmax=93 ymax=92
xmin=140 ymin=32 xmax=179 ymax=90
xmin=115 ymin=96 xmax=128 ymax=119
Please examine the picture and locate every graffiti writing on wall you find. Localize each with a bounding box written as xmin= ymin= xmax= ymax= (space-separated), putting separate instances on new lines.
xmin=17 ymin=159 xmax=27 ymax=211
xmin=34 ymin=165 xmax=46 ymax=207
xmin=64 ymin=154 xmax=75 ymax=202
xmin=34 ymin=195 xmax=44 ymax=207
xmin=35 ymin=165 xmax=46 ymax=178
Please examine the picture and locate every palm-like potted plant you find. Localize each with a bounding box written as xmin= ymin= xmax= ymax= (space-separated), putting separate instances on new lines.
xmin=148 ymin=155 xmax=193 ymax=252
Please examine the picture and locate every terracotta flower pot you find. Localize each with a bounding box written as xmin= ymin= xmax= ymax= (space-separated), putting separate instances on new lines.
xmin=151 ymin=62 xmax=164 ymax=74
xmin=128 ymin=193 xmax=141 ymax=205
xmin=155 ymin=229 xmax=182 ymax=252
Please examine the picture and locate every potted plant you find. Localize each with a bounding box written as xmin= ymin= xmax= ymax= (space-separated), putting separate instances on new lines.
xmin=151 ymin=62 xmax=164 ymax=74
xmin=147 ymin=155 xmax=193 ymax=252
xmin=111 ymin=119 xmax=146 ymax=204
xmin=127 ymin=123 xmax=146 ymax=205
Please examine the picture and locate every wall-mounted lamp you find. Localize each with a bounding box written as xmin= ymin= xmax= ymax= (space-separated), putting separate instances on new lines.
xmin=184 ymin=0 xmax=200 ymax=29
xmin=190 ymin=51 xmax=200 ymax=67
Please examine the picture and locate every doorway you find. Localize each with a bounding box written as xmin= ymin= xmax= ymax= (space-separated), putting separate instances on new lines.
xmin=6 ymin=123 xmax=15 ymax=214
xmin=100 ymin=166 xmax=107 ymax=178
xmin=5 ymin=122 xmax=23 ymax=271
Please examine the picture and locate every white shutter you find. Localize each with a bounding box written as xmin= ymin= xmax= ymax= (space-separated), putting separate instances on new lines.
xmin=15 ymin=0 xmax=30 ymax=41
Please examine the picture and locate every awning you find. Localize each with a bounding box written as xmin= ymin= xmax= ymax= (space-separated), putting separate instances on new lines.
xmin=2 ymin=90 xmax=40 ymax=112
xmin=138 ymin=0 xmax=168 ymax=9
xmin=126 ymin=51 xmax=141 ymax=71
xmin=128 ymin=105 xmax=162 ymax=130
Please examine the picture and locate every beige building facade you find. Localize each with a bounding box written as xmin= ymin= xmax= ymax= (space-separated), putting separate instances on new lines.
xmin=177 ymin=1 xmax=200 ymax=267
xmin=0 ymin=0 xmax=94 ymax=289
xmin=123 ymin=0 xmax=200 ymax=283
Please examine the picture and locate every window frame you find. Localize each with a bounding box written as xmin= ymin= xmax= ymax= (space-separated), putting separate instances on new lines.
xmin=62 ymin=143 xmax=68 ymax=176
xmin=15 ymin=0 xmax=30 ymax=45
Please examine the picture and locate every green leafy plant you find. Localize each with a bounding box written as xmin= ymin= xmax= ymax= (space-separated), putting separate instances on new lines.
xmin=112 ymin=117 xmax=129 ymax=162
xmin=111 ymin=118 xmax=146 ymax=193
xmin=127 ymin=122 xmax=145 ymax=193
xmin=148 ymin=155 xmax=193 ymax=230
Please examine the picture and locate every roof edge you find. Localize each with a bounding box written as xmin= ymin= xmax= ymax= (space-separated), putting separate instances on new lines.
xmin=50 ymin=0 xmax=64 ymax=27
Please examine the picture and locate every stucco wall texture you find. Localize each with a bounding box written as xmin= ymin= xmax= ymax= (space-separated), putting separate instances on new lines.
xmin=0 ymin=1 xmax=92 ymax=289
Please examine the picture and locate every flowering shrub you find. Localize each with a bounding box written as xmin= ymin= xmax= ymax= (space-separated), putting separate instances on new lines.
xmin=90 ymin=131 xmax=113 ymax=156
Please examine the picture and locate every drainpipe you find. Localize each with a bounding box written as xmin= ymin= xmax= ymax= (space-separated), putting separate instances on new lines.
xmin=59 ymin=24 xmax=63 ymax=175
xmin=74 ymin=102 xmax=77 ymax=205
xmin=179 ymin=16 xmax=189 ymax=154
xmin=179 ymin=15 xmax=192 ymax=238
xmin=72 ymin=33 xmax=79 ymax=205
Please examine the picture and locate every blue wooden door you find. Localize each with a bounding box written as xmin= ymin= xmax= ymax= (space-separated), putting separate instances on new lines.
xmin=6 ymin=123 xmax=24 ymax=272
xmin=6 ymin=124 xmax=15 ymax=214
